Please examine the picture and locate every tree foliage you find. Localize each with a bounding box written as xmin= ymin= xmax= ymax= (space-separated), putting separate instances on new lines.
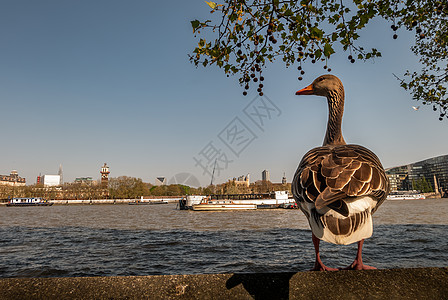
xmin=190 ymin=0 xmax=448 ymax=120
xmin=412 ymin=176 xmax=433 ymax=193
xmin=109 ymin=176 xmax=150 ymax=199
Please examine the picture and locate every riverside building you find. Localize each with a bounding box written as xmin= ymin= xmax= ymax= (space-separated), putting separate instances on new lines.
xmin=386 ymin=154 xmax=448 ymax=193
xmin=262 ymin=170 xmax=270 ymax=182
xmin=41 ymin=175 xmax=61 ymax=187
xmin=232 ymin=174 xmax=250 ymax=187
xmin=0 ymin=170 xmax=26 ymax=186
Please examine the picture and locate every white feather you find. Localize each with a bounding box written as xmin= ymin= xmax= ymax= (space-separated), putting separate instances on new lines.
xmin=302 ymin=196 xmax=377 ymax=245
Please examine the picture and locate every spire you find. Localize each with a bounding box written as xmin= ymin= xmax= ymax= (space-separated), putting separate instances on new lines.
xmin=58 ymin=164 xmax=63 ymax=185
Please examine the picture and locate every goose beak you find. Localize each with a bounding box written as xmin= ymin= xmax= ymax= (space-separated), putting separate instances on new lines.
xmin=296 ymin=84 xmax=314 ymax=95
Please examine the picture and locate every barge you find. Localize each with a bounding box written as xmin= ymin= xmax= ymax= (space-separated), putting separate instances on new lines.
xmin=387 ymin=191 xmax=426 ymax=200
xmin=192 ymin=200 xmax=257 ymax=211
xmin=6 ymin=197 xmax=53 ymax=207
xmin=179 ymin=191 xmax=296 ymax=210
xmin=128 ymin=200 xmax=168 ymax=205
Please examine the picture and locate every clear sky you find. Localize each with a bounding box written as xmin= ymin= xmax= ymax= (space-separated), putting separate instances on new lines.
xmin=1 ymin=1 xmax=447 ymax=187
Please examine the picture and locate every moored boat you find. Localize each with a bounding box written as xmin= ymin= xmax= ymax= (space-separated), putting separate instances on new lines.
xmin=128 ymin=200 xmax=168 ymax=205
xmin=179 ymin=191 xmax=295 ymax=210
xmin=387 ymin=191 xmax=426 ymax=200
xmin=6 ymin=197 xmax=53 ymax=206
xmin=192 ymin=199 xmax=257 ymax=211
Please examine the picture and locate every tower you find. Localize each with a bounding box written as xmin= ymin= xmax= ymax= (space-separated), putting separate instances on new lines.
xmin=434 ymin=174 xmax=440 ymax=195
xmin=262 ymin=169 xmax=270 ymax=182
xmin=58 ymin=164 xmax=63 ymax=185
xmin=100 ymin=163 xmax=110 ymax=188
xmin=282 ymin=172 xmax=287 ymax=185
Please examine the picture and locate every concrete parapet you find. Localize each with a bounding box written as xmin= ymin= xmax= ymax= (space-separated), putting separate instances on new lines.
xmin=1 ymin=267 xmax=447 ymax=299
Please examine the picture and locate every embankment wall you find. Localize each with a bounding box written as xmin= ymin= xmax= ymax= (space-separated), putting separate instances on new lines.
xmin=1 ymin=267 xmax=447 ymax=299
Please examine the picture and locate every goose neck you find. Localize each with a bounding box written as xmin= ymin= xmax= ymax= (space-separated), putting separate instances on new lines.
xmin=323 ymin=89 xmax=346 ymax=146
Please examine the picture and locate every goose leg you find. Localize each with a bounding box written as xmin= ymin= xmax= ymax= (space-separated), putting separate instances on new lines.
xmin=311 ymin=233 xmax=338 ymax=271
xmin=343 ymin=239 xmax=376 ymax=270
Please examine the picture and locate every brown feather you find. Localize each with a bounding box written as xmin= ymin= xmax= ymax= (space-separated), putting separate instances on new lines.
xmin=345 ymin=160 xmax=362 ymax=171
xmin=327 ymin=200 xmax=350 ymax=217
xmin=342 ymin=176 xmax=364 ymax=196
xmin=334 ymin=149 xmax=359 ymax=158
xmin=321 ymin=155 xmax=345 ymax=178
xmin=358 ymin=182 xmax=370 ymax=195
xmin=370 ymin=167 xmax=382 ymax=190
xmin=326 ymin=168 xmax=356 ymax=190
xmin=353 ymin=163 xmax=373 ymax=182
xmin=300 ymin=167 xmax=311 ymax=188
xmin=292 ymin=144 xmax=390 ymax=215
xmin=305 ymin=187 xmax=318 ymax=201
xmin=331 ymin=156 xmax=352 ymax=167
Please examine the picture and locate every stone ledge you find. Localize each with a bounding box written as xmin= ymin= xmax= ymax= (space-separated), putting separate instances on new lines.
xmin=1 ymin=267 xmax=447 ymax=299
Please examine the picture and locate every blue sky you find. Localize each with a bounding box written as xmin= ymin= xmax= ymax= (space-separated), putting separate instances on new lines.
xmin=1 ymin=1 xmax=447 ymax=186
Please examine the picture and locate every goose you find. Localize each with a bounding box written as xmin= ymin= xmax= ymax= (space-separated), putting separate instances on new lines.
xmin=292 ymin=74 xmax=390 ymax=271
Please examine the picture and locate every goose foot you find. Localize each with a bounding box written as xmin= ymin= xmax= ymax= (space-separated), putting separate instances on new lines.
xmin=311 ymin=233 xmax=338 ymax=271
xmin=311 ymin=261 xmax=339 ymax=271
xmin=341 ymin=260 xmax=376 ymax=270
xmin=341 ymin=239 xmax=376 ymax=270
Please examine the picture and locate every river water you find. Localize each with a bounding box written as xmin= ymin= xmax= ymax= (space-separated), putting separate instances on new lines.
xmin=1 ymin=199 xmax=447 ymax=278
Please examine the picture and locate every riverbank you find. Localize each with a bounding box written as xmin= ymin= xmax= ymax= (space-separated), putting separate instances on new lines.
xmin=0 ymin=198 xmax=181 ymax=205
xmin=1 ymin=268 xmax=447 ymax=299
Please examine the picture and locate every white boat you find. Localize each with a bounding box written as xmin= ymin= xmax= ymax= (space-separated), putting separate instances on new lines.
xmin=6 ymin=197 xmax=53 ymax=206
xmin=128 ymin=200 xmax=168 ymax=205
xmin=192 ymin=199 xmax=257 ymax=211
xmin=179 ymin=195 xmax=208 ymax=210
xmin=179 ymin=191 xmax=294 ymax=210
xmin=387 ymin=191 xmax=426 ymax=200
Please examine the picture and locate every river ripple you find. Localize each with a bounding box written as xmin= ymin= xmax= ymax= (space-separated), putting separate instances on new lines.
xmin=0 ymin=199 xmax=447 ymax=277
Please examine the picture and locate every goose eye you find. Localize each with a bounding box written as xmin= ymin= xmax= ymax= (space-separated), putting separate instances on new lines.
xmin=318 ymin=77 xmax=325 ymax=82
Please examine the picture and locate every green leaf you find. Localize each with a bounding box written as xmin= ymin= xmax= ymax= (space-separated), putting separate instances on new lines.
xmin=191 ymin=20 xmax=200 ymax=32
xmin=323 ymin=43 xmax=335 ymax=57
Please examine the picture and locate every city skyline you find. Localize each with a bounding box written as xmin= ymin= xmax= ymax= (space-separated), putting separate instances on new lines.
xmin=3 ymin=152 xmax=448 ymax=188
xmin=1 ymin=1 xmax=447 ymax=186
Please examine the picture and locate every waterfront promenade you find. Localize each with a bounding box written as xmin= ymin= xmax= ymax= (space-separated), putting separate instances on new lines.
xmin=1 ymin=268 xmax=447 ymax=299
xmin=0 ymin=197 xmax=182 ymax=205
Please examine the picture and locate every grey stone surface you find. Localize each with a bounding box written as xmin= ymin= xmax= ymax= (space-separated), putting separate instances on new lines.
xmin=0 ymin=268 xmax=447 ymax=299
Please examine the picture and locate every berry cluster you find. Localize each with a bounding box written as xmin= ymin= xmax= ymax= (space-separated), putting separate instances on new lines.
xmin=348 ymin=55 xmax=355 ymax=64
xmin=242 ymin=60 xmax=265 ymax=96
xmin=391 ymin=24 xmax=398 ymax=39
xmin=267 ymin=22 xmax=278 ymax=44
xmin=295 ymin=44 xmax=332 ymax=82
xmin=436 ymin=3 xmax=447 ymax=15
xmin=433 ymin=105 xmax=447 ymax=121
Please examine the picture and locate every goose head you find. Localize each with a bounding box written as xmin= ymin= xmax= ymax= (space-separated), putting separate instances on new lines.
xmin=296 ymin=74 xmax=343 ymax=98
xmin=295 ymin=74 xmax=346 ymax=146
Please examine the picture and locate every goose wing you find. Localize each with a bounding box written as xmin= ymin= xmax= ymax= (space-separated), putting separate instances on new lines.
xmin=292 ymin=144 xmax=390 ymax=217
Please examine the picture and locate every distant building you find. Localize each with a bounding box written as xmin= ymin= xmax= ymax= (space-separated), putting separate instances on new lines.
xmin=75 ymin=177 xmax=94 ymax=184
xmin=100 ymin=163 xmax=110 ymax=188
xmin=386 ymin=154 xmax=448 ymax=193
xmin=282 ymin=173 xmax=287 ymax=185
xmin=58 ymin=164 xmax=63 ymax=185
xmin=0 ymin=170 xmax=26 ymax=186
xmin=262 ymin=170 xmax=270 ymax=182
xmin=155 ymin=177 xmax=166 ymax=186
xmin=385 ymin=165 xmax=410 ymax=191
xmin=232 ymin=174 xmax=250 ymax=187
xmin=42 ymin=175 xmax=61 ymax=187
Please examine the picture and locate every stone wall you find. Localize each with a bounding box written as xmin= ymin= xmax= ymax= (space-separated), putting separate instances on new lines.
xmin=1 ymin=267 xmax=447 ymax=299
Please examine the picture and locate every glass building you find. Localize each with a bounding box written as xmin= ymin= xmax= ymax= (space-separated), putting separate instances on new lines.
xmin=386 ymin=154 xmax=448 ymax=194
